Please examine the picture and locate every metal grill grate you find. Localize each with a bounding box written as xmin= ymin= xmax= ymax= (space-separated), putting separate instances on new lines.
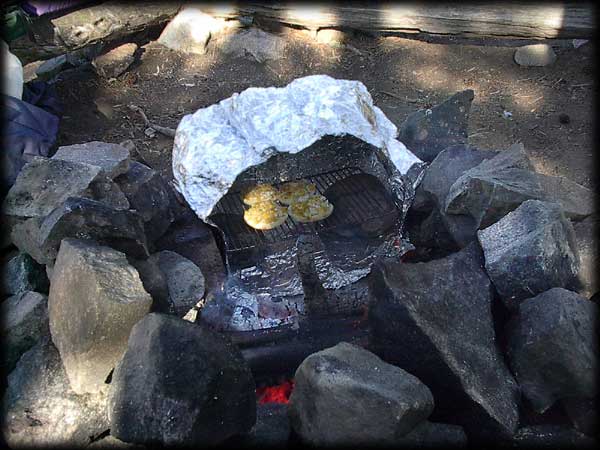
xmin=211 ymin=167 xmax=398 ymax=252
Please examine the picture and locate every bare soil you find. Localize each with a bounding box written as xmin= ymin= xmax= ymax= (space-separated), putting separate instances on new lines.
xmin=52 ymin=26 xmax=596 ymax=191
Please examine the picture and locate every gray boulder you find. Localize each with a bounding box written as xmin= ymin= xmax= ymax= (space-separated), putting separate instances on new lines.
xmin=574 ymin=215 xmax=599 ymax=299
xmin=369 ymin=243 xmax=520 ymax=437
xmin=398 ymin=90 xmax=474 ymax=162
xmin=108 ymin=313 xmax=256 ymax=446
xmin=288 ymin=342 xmax=435 ymax=446
xmin=49 ymin=238 xmax=152 ymax=394
xmin=0 ymin=291 xmax=49 ymax=373
xmin=132 ymin=250 xmax=205 ymax=317
xmin=477 ymin=200 xmax=580 ymax=309
xmin=114 ymin=161 xmax=174 ymax=242
xmin=506 ymin=288 xmax=599 ymax=413
xmin=2 ymin=157 xmax=103 ymax=219
xmin=397 ymin=421 xmax=468 ymax=447
xmin=1 ymin=337 xmax=109 ymax=448
xmin=12 ymin=197 xmax=149 ymax=265
xmin=0 ymin=252 xmax=49 ymax=297
xmin=52 ymin=141 xmax=131 ymax=179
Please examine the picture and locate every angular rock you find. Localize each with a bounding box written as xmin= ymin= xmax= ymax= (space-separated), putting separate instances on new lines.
xmin=506 ymin=288 xmax=599 ymax=413
xmin=92 ymin=43 xmax=137 ymax=79
xmin=288 ymin=342 xmax=435 ymax=446
xmin=500 ymin=425 xmax=596 ymax=447
xmin=574 ymin=215 xmax=599 ymax=299
xmin=514 ymin=44 xmax=557 ymax=67
xmin=2 ymin=157 xmax=103 ymax=219
xmin=1 ymin=338 xmax=109 ymax=447
xmin=398 ymin=90 xmax=474 ymax=162
xmin=52 ymin=141 xmax=131 ymax=179
xmin=369 ymin=243 xmax=520 ymax=437
xmin=477 ymin=200 xmax=580 ymax=309
xmin=49 ymin=239 xmax=152 ymax=394
xmin=0 ymin=291 xmax=49 ymax=373
xmin=397 ymin=421 xmax=468 ymax=447
xmin=562 ymin=397 xmax=599 ymax=437
xmin=108 ymin=313 xmax=256 ymax=446
xmin=0 ymin=252 xmax=49 ymax=297
xmin=114 ymin=161 xmax=174 ymax=242
xmin=219 ymin=28 xmax=287 ymax=63
xmin=133 ymin=250 xmax=205 ymax=317
xmin=239 ymin=403 xmax=291 ymax=447
xmin=12 ymin=197 xmax=149 ymax=265
xmin=536 ymin=173 xmax=597 ymax=221
xmin=85 ymin=175 xmax=130 ymax=210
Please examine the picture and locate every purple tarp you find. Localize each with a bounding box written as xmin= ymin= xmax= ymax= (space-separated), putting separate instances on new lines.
xmin=20 ymin=0 xmax=94 ymax=17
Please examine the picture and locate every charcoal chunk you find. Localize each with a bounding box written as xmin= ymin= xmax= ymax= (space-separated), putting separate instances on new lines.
xmin=398 ymin=90 xmax=474 ymax=162
xmin=108 ymin=313 xmax=256 ymax=446
xmin=506 ymin=288 xmax=599 ymax=413
xmin=288 ymin=342 xmax=434 ymax=446
xmin=477 ymin=200 xmax=580 ymax=309
xmin=49 ymin=239 xmax=152 ymax=394
xmin=369 ymin=243 xmax=520 ymax=437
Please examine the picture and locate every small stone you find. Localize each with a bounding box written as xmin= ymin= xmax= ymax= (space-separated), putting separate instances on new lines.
xmin=559 ymin=113 xmax=571 ymax=124
xmin=92 ymin=43 xmax=138 ymax=79
xmin=316 ymin=29 xmax=346 ymax=47
xmin=1 ymin=338 xmax=109 ymax=447
xmin=477 ymin=200 xmax=580 ymax=309
xmin=288 ymin=342 xmax=435 ymax=446
xmin=514 ymin=44 xmax=557 ymax=67
xmin=108 ymin=313 xmax=256 ymax=446
xmin=0 ymin=291 xmax=49 ymax=373
xmin=49 ymin=239 xmax=152 ymax=394
xmin=52 ymin=141 xmax=131 ymax=179
xmin=506 ymin=288 xmax=599 ymax=413
xmin=219 ymin=28 xmax=287 ymax=63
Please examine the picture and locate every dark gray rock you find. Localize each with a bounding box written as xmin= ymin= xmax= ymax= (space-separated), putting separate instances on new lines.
xmin=1 ymin=338 xmax=109 ymax=447
xmin=398 ymin=90 xmax=474 ymax=162
xmin=477 ymin=200 xmax=580 ymax=309
xmin=562 ymin=397 xmax=599 ymax=437
xmin=445 ymin=143 xmax=546 ymax=229
xmin=84 ymin=175 xmax=130 ymax=210
xmin=114 ymin=161 xmax=174 ymax=242
xmin=133 ymin=250 xmax=205 ymax=317
xmin=500 ymin=425 xmax=596 ymax=448
xmin=369 ymin=243 xmax=520 ymax=437
xmin=52 ymin=141 xmax=131 ymax=179
xmin=0 ymin=252 xmax=49 ymax=297
xmin=9 ymin=216 xmax=48 ymax=264
xmin=506 ymin=288 xmax=599 ymax=413
xmin=288 ymin=342 xmax=434 ymax=446
xmin=0 ymin=291 xmax=49 ymax=373
xmin=23 ymin=196 xmax=149 ymax=265
xmin=238 ymin=403 xmax=291 ymax=447
xmin=2 ymin=157 xmax=103 ymax=219
xmin=108 ymin=313 xmax=256 ymax=446
xmin=536 ymin=173 xmax=597 ymax=221
xmin=574 ymin=215 xmax=599 ymax=299
xmin=49 ymin=238 xmax=152 ymax=394
xmin=397 ymin=421 xmax=468 ymax=447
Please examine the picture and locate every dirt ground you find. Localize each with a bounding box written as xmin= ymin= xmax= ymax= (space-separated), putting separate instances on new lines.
xmin=52 ymin=26 xmax=596 ymax=191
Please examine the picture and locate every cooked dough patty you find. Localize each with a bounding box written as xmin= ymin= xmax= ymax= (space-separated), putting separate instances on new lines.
xmin=242 ymin=184 xmax=279 ymax=206
xmin=244 ymin=201 xmax=288 ymax=230
xmin=288 ymin=194 xmax=334 ymax=223
xmin=278 ymin=180 xmax=318 ymax=205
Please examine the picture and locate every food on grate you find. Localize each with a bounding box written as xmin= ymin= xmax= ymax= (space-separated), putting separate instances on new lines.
xmin=244 ymin=201 xmax=288 ymax=230
xmin=242 ymin=184 xmax=279 ymax=206
xmin=278 ymin=180 xmax=318 ymax=205
xmin=288 ymin=194 xmax=334 ymax=223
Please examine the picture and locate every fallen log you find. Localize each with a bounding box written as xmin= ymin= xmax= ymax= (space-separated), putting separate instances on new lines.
xmin=203 ymin=3 xmax=594 ymax=40
xmin=10 ymin=1 xmax=182 ymax=64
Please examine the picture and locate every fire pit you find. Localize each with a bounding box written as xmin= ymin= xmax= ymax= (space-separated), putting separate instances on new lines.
xmin=172 ymin=75 xmax=423 ymax=377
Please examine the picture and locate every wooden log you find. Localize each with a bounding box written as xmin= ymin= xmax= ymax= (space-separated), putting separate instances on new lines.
xmin=203 ymin=2 xmax=594 ymax=40
xmin=10 ymin=1 xmax=182 ymax=64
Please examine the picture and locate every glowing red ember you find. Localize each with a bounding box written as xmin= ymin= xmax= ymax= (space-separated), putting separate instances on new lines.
xmin=256 ymin=379 xmax=295 ymax=404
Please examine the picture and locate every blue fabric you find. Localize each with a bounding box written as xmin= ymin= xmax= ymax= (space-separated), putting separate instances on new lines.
xmin=1 ymin=86 xmax=61 ymax=193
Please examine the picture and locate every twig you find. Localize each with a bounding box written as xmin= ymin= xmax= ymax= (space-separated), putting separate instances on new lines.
xmin=128 ymin=104 xmax=176 ymax=138
xmin=380 ymin=91 xmax=403 ymax=100
xmin=571 ymin=83 xmax=592 ymax=88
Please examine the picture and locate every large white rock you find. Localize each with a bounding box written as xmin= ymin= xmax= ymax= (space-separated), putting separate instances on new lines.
xmin=172 ymin=74 xmax=421 ymax=221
